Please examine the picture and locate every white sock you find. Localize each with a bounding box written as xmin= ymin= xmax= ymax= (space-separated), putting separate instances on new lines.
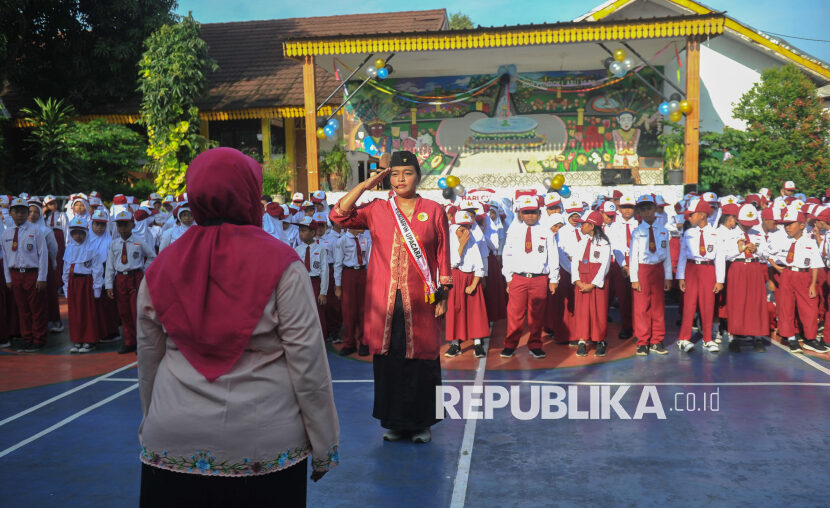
xmin=474 ymin=339 xmax=481 ymax=345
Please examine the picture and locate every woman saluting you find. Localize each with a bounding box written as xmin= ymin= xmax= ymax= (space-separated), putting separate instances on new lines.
xmin=330 ymin=150 xmax=452 ymax=443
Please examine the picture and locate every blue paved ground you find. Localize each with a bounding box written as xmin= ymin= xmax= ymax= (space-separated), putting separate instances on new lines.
xmin=1 ymin=328 xmax=829 ymax=507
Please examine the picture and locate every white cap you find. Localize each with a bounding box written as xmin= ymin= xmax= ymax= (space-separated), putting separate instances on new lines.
xmin=702 ymin=191 xmax=718 ymax=203
xmin=618 ymin=194 xmax=636 ymax=207
xmin=563 ymin=198 xmax=583 ymax=214
xmin=454 ymin=210 xmax=474 ymax=224
xmin=543 ymin=192 xmax=561 ymax=208
xmin=297 ymin=216 xmax=314 ymax=227
xmin=9 ymin=197 xmax=27 ymax=208
xmin=68 ymin=216 xmax=89 ymax=229
xmin=601 ymin=201 xmax=617 ymax=215
xmin=636 ymin=194 xmax=655 ymax=205
xmin=113 ymin=210 xmax=133 ymax=222
xmin=292 ymin=192 xmax=304 ymax=202
xmin=783 ymin=180 xmax=796 ymax=191
xmin=162 ymin=195 xmax=175 ymax=204
xmin=737 ymin=204 xmax=759 ymax=226
xmin=517 ymin=195 xmax=540 ymax=212
xmin=547 ymin=213 xmax=565 ymax=227
xmin=91 ymin=209 xmax=109 ymax=223
xmin=312 ymin=212 xmax=328 ymax=225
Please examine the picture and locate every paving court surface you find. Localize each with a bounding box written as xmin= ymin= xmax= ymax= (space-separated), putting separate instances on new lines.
xmin=2 ymin=301 xmax=829 ymax=507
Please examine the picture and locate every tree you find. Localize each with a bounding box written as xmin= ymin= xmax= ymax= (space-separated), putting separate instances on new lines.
xmin=20 ymin=97 xmax=77 ymax=193
xmin=722 ymin=64 xmax=830 ymax=196
xmin=449 ymin=12 xmax=474 ymax=30
xmin=0 ymin=1 xmax=177 ymax=112
xmin=138 ymin=14 xmax=217 ymax=195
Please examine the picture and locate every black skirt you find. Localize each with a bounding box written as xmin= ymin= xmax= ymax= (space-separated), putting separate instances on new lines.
xmin=372 ymin=290 xmax=443 ymax=431
xmin=139 ymin=459 xmax=307 ymax=508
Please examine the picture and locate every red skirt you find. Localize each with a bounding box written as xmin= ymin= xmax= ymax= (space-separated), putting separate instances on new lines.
xmin=573 ymin=262 xmax=608 ymax=342
xmin=446 ymin=268 xmax=490 ymax=341
xmin=68 ymin=275 xmax=99 ymax=343
xmin=96 ymin=290 xmax=121 ymax=337
xmin=726 ymin=261 xmax=769 ymax=336
xmin=484 ymin=254 xmax=507 ymax=322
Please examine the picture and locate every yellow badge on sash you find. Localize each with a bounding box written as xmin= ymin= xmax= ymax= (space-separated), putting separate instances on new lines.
xmin=417 ymin=212 xmax=428 ymax=222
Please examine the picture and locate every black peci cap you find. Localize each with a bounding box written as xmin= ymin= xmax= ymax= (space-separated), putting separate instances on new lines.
xmin=390 ymin=150 xmax=421 ymax=176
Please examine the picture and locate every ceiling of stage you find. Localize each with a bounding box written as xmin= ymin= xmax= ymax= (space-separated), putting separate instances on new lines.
xmin=314 ymin=38 xmax=688 ymax=79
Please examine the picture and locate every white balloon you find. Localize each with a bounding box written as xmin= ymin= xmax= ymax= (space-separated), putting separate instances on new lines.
xmin=622 ymin=57 xmax=635 ymax=71
xmin=366 ymin=65 xmax=377 ymax=77
xmin=608 ymin=61 xmax=624 ymax=75
xmin=668 ymin=100 xmax=681 ymax=113
xmin=454 ymin=184 xmax=466 ymax=197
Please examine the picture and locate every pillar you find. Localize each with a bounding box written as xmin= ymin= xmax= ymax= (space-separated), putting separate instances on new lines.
xmin=683 ymin=37 xmax=701 ymax=187
xmin=260 ymin=117 xmax=272 ymax=160
xmin=303 ymin=55 xmax=319 ymax=194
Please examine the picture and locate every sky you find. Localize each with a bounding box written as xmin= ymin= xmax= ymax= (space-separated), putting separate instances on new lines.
xmin=175 ymin=0 xmax=830 ymax=64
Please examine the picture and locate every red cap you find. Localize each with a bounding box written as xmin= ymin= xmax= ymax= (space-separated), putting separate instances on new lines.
xmin=721 ymin=203 xmax=740 ymax=216
xmin=112 ymin=195 xmax=127 ymax=205
xmin=760 ymin=207 xmax=775 ymax=221
xmin=265 ymin=202 xmax=285 ymax=219
xmin=576 ymin=210 xmax=604 ymax=227
xmin=683 ymin=198 xmax=713 ymax=217
xmin=612 ymin=190 xmax=623 ymax=199
xmin=805 ymin=197 xmax=821 ymax=205
xmin=133 ymin=209 xmax=149 ymax=221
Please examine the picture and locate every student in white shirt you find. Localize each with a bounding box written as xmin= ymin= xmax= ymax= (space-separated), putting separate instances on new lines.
xmin=605 ymin=195 xmax=638 ymax=339
xmin=334 ymin=228 xmax=371 ymax=356
xmin=294 ymin=216 xmax=329 ymax=342
xmin=570 ymin=211 xmax=612 ymax=357
xmin=63 ymin=216 xmax=104 ymax=353
xmin=500 ymin=195 xmax=559 ymax=359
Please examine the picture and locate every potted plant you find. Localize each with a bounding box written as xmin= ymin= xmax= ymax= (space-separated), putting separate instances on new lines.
xmin=262 ymin=156 xmax=293 ymax=202
xmin=321 ymin=143 xmax=351 ymax=191
xmin=658 ymin=124 xmax=685 ymax=185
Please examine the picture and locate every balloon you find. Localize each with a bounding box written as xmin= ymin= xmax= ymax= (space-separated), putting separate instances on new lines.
xmin=613 ymin=48 xmax=626 ymax=62
xmin=551 ymin=174 xmax=565 ymax=190
xmin=442 ymin=187 xmax=455 ymax=200
xmin=613 ymin=68 xmax=627 ymax=78
xmin=668 ymin=100 xmax=681 ymax=113
xmin=446 ymin=175 xmax=460 ymax=188
xmin=437 ymin=177 xmax=448 ymax=189
xmin=603 ymin=57 xmax=614 ymax=68
xmin=670 ymin=93 xmax=682 ymax=102
xmin=669 ymin=111 xmax=683 ymax=123
xmin=316 ymin=127 xmax=326 ymax=139
xmin=559 ymin=185 xmax=571 ymax=198
xmin=374 ymin=58 xmax=386 ymax=70
xmin=658 ymin=102 xmax=670 ymax=116
xmin=679 ymin=100 xmax=692 ymax=114
xmin=327 ymin=118 xmax=339 ymax=130
xmin=366 ymin=65 xmax=377 ymax=77
xmin=622 ymin=57 xmax=635 ymax=71
xmin=454 ymin=184 xmax=466 ymax=197
xmin=542 ymin=177 xmax=552 ymax=189
xmin=377 ymin=67 xmax=389 ymax=79
xmin=323 ymin=125 xmax=336 ymax=138
xmin=385 ymin=65 xmax=394 ymax=75
xmin=608 ymin=61 xmax=624 ymax=76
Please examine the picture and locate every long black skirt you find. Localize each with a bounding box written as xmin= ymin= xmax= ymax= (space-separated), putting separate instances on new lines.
xmin=372 ymin=290 xmax=443 ymax=431
xmin=139 ymin=458 xmax=307 ymax=508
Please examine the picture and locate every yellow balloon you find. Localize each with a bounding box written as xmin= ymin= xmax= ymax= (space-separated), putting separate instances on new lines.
xmin=614 ymin=48 xmax=626 ymax=62
xmin=374 ymin=58 xmax=386 ymax=70
xmin=446 ymin=175 xmax=460 ymax=188
xmin=669 ymin=111 xmax=683 ymax=123
xmin=551 ymin=174 xmax=565 ymax=190
xmin=679 ymin=100 xmax=692 ymax=114
xmin=316 ymin=127 xmax=326 ymax=139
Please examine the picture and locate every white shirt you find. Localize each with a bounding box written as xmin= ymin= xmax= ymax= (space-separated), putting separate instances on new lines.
xmin=722 ymin=227 xmax=768 ymax=262
xmin=105 ymin=235 xmax=157 ymax=289
xmin=334 ymin=233 xmax=371 ymax=287
xmin=1 ymin=222 xmax=49 ymax=282
xmin=294 ymin=241 xmax=329 ymax=295
xmin=676 ymin=224 xmax=726 ymax=283
xmin=629 ymin=222 xmax=672 ymax=283
xmin=606 ymin=216 xmax=639 ymax=267
xmin=158 ymin=224 xmax=191 ymax=252
xmin=449 ymin=225 xmax=485 ymax=277
xmin=501 ymin=222 xmax=559 ymax=283
xmin=567 ymin=235 xmax=611 ymax=288
xmin=62 ymin=237 xmax=105 ymax=298
xmin=556 ymin=223 xmax=583 ymax=274
xmin=767 ymin=233 xmax=823 ymax=270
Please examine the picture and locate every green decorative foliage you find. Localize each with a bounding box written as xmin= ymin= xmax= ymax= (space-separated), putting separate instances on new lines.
xmin=20 ymin=98 xmax=77 ymax=193
xmin=262 ymin=157 xmax=293 ymax=200
xmin=138 ymin=14 xmax=217 ymax=195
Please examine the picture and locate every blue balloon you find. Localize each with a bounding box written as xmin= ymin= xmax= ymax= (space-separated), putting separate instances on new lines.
xmin=559 ymin=185 xmax=571 ymax=198
xmin=437 ymin=177 xmax=448 ymax=189
xmin=323 ymin=125 xmax=335 ymax=138
xmin=658 ymin=102 xmax=670 ymax=116
xmin=377 ymin=67 xmax=389 ymax=79
xmin=327 ymin=118 xmax=340 ymax=130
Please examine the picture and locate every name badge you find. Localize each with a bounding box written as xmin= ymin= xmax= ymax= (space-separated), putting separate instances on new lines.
xmin=132 ymin=251 xmax=139 ymax=259
xmin=538 ymin=245 xmax=544 ymax=253
xmin=313 ymin=261 xmax=320 ymax=269
xmin=661 ymin=240 xmax=666 ymax=248
xmin=26 ymin=243 xmax=33 ymax=251
xmin=707 ymin=245 xmax=713 ymax=253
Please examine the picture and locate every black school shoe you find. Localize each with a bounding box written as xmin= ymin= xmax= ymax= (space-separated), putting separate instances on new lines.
xmin=728 ymin=340 xmax=741 ymax=353
xmin=753 ymin=338 xmax=766 ymax=353
xmin=358 ymin=344 xmax=370 ymax=356
xmin=650 ymin=343 xmax=668 ymax=355
xmin=618 ymin=328 xmax=633 ymax=340
xmin=636 ymin=345 xmax=649 ymax=356
xmin=594 ymin=341 xmax=607 ymax=357
xmin=23 ymin=342 xmax=45 ymax=353
xmin=529 ymin=348 xmax=546 ymax=359
xmin=338 ymin=346 xmax=357 ymax=356
xmin=576 ymin=341 xmax=588 ymax=357
xmin=500 ymin=348 xmax=515 ymax=358
xmin=444 ymin=343 xmax=462 ymax=357
xmin=473 ymin=343 xmax=486 ymax=358
xmin=786 ymin=338 xmax=803 ymax=354
xmin=802 ymin=339 xmax=829 ymax=354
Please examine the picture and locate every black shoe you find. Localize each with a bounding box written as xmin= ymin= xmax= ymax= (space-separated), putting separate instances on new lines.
xmin=576 ymin=341 xmax=587 ymax=357
xmin=23 ymin=342 xmax=45 ymax=353
xmin=358 ymin=344 xmax=370 ymax=356
xmin=444 ymin=343 xmax=462 ymax=357
xmin=753 ymin=338 xmax=766 ymax=353
xmin=650 ymin=343 xmax=668 ymax=355
xmin=786 ymin=338 xmax=803 ymax=354
xmin=529 ymin=348 xmax=546 ymax=359
xmin=636 ymin=345 xmax=649 ymax=356
xmin=15 ymin=341 xmax=33 ymax=352
xmin=500 ymin=348 xmax=515 ymax=358
xmin=473 ymin=343 xmax=486 ymax=358
xmin=618 ymin=328 xmax=633 ymax=340
xmin=802 ymin=339 xmax=829 ymax=353
xmin=118 ymin=344 xmax=136 ymax=354
xmin=544 ymin=328 xmax=555 ymax=337
xmin=568 ymin=340 xmax=579 ymax=347
xmin=594 ymin=341 xmax=607 ymax=357
xmin=339 ymin=346 xmax=357 ymax=356
xmin=728 ymin=340 xmax=741 ymax=353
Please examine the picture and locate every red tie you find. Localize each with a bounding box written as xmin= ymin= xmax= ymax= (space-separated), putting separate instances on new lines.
xmin=575 ymin=228 xmax=581 ymax=243
xmin=121 ymin=242 xmax=128 ymax=265
xmin=744 ymin=233 xmax=752 ymax=259
xmin=581 ymin=239 xmax=593 ymax=263
xmin=648 ymin=226 xmax=656 ymax=253
xmin=625 ymin=223 xmax=632 ymax=264
xmin=353 ymin=236 xmax=364 ymax=266
xmin=524 ymin=226 xmax=532 ymax=253
xmin=786 ymin=241 xmax=795 ymax=265
xmin=12 ymin=227 xmax=18 ymax=252
xmin=50 ymin=213 xmax=55 ymax=227
xmin=698 ymin=229 xmax=706 ymax=256
xmin=304 ymin=245 xmax=311 ymax=271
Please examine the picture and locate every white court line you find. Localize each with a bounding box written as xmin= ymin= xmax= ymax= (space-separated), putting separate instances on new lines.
xmin=450 ymin=341 xmax=488 ymax=508
xmin=0 ymin=361 xmax=137 ymax=427
xmin=0 ymin=383 xmax=138 ymax=459
xmin=100 ymin=378 xmax=139 ymax=382
xmin=770 ymin=340 xmax=830 ymax=377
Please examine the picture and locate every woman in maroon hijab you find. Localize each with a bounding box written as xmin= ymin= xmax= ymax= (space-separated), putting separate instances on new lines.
xmin=137 ymin=148 xmax=339 ymax=507
xmin=330 ymin=150 xmax=452 ymax=443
